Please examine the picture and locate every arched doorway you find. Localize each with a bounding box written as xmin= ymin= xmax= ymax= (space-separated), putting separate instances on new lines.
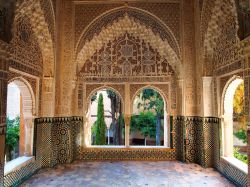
xmin=130 ymin=87 xmax=168 ymax=147
xmin=5 ymin=78 xmax=35 ymax=162
xmin=222 ymin=76 xmax=247 ymax=164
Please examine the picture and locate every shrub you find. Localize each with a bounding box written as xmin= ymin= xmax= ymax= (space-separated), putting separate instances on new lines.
xmin=233 ymin=147 xmax=248 ymax=164
xmin=234 ymin=129 xmax=247 ymax=143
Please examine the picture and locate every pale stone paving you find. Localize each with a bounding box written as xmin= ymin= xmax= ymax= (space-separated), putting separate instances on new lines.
xmin=21 ymin=161 xmax=234 ymax=187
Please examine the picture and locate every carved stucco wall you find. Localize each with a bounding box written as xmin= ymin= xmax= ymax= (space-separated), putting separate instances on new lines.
xmin=74 ymin=6 xmax=181 ymax=116
xmin=201 ymin=1 xmax=250 ymax=185
xmin=0 ymin=0 xmax=55 ymax=185
xmin=74 ymin=2 xmax=180 ymax=47
xmin=198 ymin=0 xmax=246 ymax=116
xmin=0 ymin=0 xmax=16 ymax=43
xmin=76 ymin=8 xmax=181 ymax=77
xmin=202 ymin=0 xmax=241 ymax=76
xmin=0 ymin=0 xmax=250 ymax=186
xmin=55 ymin=2 xmax=186 ymax=117
xmin=182 ymin=0 xmax=197 ymax=115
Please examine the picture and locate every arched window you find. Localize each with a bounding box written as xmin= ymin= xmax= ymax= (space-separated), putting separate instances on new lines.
xmin=130 ymin=88 xmax=167 ymax=147
xmin=5 ymin=78 xmax=35 ymax=163
xmin=87 ymin=88 xmax=125 ymax=146
xmin=222 ymin=77 xmax=247 ymax=164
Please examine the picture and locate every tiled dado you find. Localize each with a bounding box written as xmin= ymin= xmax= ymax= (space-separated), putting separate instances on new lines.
xmin=216 ymin=158 xmax=248 ymax=187
xmin=79 ymin=148 xmax=176 ymax=161
xmin=2 ymin=115 xmax=247 ymax=187
xmin=34 ymin=116 xmax=83 ymax=167
xmin=33 ymin=116 xmax=220 ymax=164
xmin=172 ymin=116 xmax=220 ymax=168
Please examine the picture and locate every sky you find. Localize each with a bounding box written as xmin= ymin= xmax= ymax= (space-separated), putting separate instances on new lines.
xmin=7 ymin=83 xmax=20 ymax=120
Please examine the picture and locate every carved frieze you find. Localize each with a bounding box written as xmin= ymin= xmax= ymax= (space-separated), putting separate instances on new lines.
xmin=79 ymin=33 xmax=175 ymax=83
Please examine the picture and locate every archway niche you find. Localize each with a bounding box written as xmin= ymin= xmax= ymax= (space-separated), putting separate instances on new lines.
xmin=86 ymin=88 xmax=125 ymax=147
xmin=76 ymin=8 xmax=179 ymax=150
xmin=222 ymin=77 xmax=246 ymax=162
xmin=5 ymin=77 xmax=35 ymax=163
xmin=130 ymin=87 xmax=168 ymax=147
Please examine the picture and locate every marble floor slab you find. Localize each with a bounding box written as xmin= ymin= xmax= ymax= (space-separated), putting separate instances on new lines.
xmin=21 ymin=161 xmax=234 ymax=187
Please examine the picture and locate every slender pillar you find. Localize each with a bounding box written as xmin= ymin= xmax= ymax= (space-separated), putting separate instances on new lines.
xmin=202 ymin=76 xmax=214 ymax=116
xmin=223 ymin=114 xmax=234 ymax=157
xmin=19 ymin=95 xmax=25 ymax=156
xmin=177 ymin=79 xmax=184 ymax=115
xmin=82 ymin=83 xmax=89 ymax=147
xmin=42 ymin=77 xmax=55 ymax=117
xmin=0 ymin=50 xmax=8 ymax=186
xmin=24 ymin=117 xmax=34 ymax=156
xmin=124 ymin=83 xmax=130 ymax=147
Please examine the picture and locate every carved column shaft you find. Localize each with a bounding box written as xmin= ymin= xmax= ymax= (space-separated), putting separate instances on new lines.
xmin=243 ymin=72 xmax=250 ymax=182
xmin=202 ymin=76 xmax=214 ymax=116
xmin=177 ymin=79 xmax=184 ymax=115
xmin=182 ymin=0 xmax=197 ymax=116
xmin=222 ymin=114 xmax=233 ymax=157
xmin=0 ymin=50 xmax=8 ymax=186
xmin=42 ymin=77 xmax=55 ymax=117
xmin=124 ymin=83 xmax=130 ymax=147
xmin=24 ymin=117 xmax=34 ymax=156
xmin=55 ymin=0 xmax=74 ymax=116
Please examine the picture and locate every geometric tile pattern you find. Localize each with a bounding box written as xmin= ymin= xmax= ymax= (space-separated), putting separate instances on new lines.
xmin=34 ymin=116 xmax=83 ymax=167
xmin=217 ymin=158 xmax=247 ymax=187
xmin=172 ymin=116 xmax=220 ymax=168
xmin=248 ymin=128 xmax=250 ymax=186
xmin=203 ymin=117 xmax=220 ymax=168
xmin=2 ymin=115 xmax=248 ymax=187
xmin=172 ymin=116 xmax=185 ymax=161
xmin=184 ymin=117 xmax=204 ymax=164
xmin=4 ymin=161 xmax=39 ymax=187
xmin=35 ymin=119 xmax=55 ymax=168
xmin=0 ymin=161 xmax=3 ymax=187
xmin=80 ymin=148 xmax=176 ymax=161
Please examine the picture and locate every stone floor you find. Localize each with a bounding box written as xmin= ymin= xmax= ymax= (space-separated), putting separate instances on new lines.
xmin=21 ymin=161 xmax=234 ymax=187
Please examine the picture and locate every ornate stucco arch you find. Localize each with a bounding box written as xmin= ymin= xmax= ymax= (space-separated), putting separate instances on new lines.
xmin=8 ymin=76 xmax=36 ymax=116
xmin=201 ymin=0 xmax=240 ymax=75
xmin=8 ymin=76 xmax=36 ymax=156
xmin=13 ymin=0 xmax=55 ymax=77
xmin=76 ymin=6 xmax=181 ymax=77
xmin=220 ymin=75 xmax=244 ymax=157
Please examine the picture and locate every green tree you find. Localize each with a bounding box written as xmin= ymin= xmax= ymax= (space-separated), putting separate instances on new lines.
xmin=233 ymin=83 xmax=244 ymax=115
xmin=106 ymin=90 xmax=123 ymax=145
xmin=131 ymin=112 xmax=156 ymax=145
xmin=91 ymin=92 xmax=97 ymax=104
xmin=137 ymin=89 xmax=164 ymax=145
xmin=5 ymin=116 xmax=20 ymax=161
xmin=233 ymin=83 xmax=244 ymax=123
xmin=233 ymin=83 xmax=247 ymax=144
xmin=95 ymin=93 xmax=106 ymax=145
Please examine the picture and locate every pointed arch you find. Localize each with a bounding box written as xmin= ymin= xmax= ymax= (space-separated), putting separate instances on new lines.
xmin=76 ymin=13 xmax=181 ymax=77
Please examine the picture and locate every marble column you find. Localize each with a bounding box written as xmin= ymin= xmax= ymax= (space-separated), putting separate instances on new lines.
xmin=0 ymin=50 xmax=8 ymax=186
